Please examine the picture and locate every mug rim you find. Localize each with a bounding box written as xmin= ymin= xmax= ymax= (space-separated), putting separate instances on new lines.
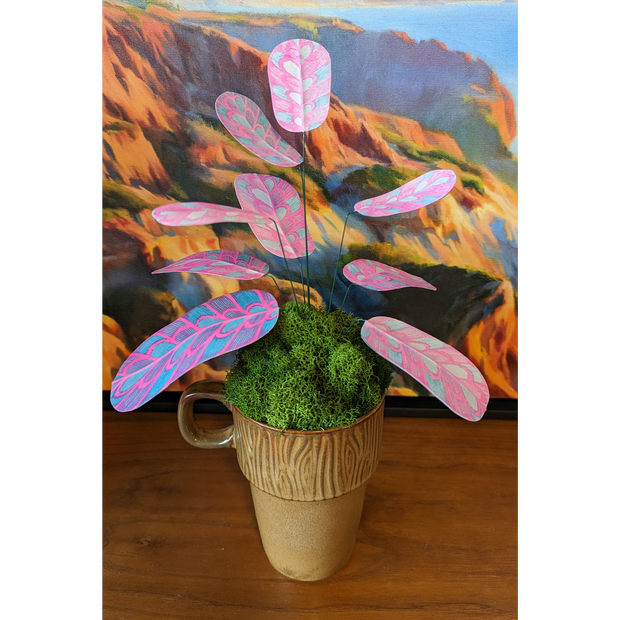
xmin=231 ymin=394 xmax=385 ymax=437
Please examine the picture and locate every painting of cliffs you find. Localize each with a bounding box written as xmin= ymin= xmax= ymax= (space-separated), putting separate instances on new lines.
xmin=102 ymin=0 xmax=518 ymax=400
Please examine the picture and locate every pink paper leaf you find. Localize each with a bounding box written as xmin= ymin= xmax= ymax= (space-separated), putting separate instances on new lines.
xmin=343 ymin=259 xmax=436 ymax=291
xmin=361 ymin=317 xmax=489 ymax=421
xmin=152 ymin=250 xmax=269 ymax=280
xmin=215 ymin=92 xmax=302 ymax=167
xmin=110 ymin=290 xmax=279 ymax=412
xmin=268 ymin=38 xmax=332 ymax=132
xmin=152 ymin=202 xmax=268 ymax=227
xmin=234 ymin=173 xmax=314 ymax=259
xmin=355 ymin=170 xmax=457 ymax=217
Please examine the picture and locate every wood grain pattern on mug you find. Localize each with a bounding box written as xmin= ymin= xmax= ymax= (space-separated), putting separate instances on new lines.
xmin=232 ymin=399 xmax=384 ymax=501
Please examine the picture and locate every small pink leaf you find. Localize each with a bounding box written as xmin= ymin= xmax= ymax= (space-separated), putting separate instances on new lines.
xmin=152 ymin=250 xmax=269 ymax=280
xmin=215 ymin=92 xmax=302 ymax=167
xmin=110 ymin=290 xmax=279 ymax=412
xmin=152 ymin=202 xmax=268 ymax=227
xmin=268 ymin=38 xmax=331 ymax=132
xmin=361 ymin=316 xmax=489 ymax=421
xmin=343 ymin=259 xmax=436 ymax=291
xmin=234 ymin=173 xmax=314 ymax=259
xmin=355 ymin=170 xmax=457 ymax=217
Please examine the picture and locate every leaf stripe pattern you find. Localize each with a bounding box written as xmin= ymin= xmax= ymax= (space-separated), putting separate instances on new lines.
xmin=268 ymin=38 xmax=331 ymax=132
xmin=355 ymin=170 xmax=457 ymax=217
xmin=234 ymin=173 xmax=315 ymax=259
xmin=215 ymin=92 xmax=303 ymax=167
xmin=152 ymin=202 xmax=268 ymax=227
xmin=110 ymin=290 xmax=279 ymax=412
xmin=361 ymin=316 xmax=489 ymax=421
xmin=343 ymin=259 xmax=436 ymax=291
xmin=152 ymin=250 xmax=269 ymax=280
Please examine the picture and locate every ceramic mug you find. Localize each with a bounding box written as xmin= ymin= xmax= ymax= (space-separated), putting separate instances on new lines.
xmin=177 ymin=379 xmax=384 ymax=581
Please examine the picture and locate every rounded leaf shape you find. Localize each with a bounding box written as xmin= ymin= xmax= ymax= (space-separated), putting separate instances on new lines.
xmin=110 ymin=290 xmax=279 ymax=412
xmin=152 ymin=250 xmax=269 ymax=280
xmin=355 ymin=170 xmax=457 ymax=217
xmin=234 ymin=173 xmax=314 ymax=259
xmin=215 ymin=92 xmax=302 ymax=167
xmin=343 ymin=259 xmax=436 ymax=291
xmin=152 ymin=202 xmax=267 ymax=227
xmin=268 ymin=38 xmax=331 ymax=132
xmin=361 ymin=316 xmax=489 ymax=421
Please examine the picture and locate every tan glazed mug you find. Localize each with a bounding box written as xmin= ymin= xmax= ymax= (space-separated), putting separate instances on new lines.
xmin=177 ymin=380 xmax=385 ymax=581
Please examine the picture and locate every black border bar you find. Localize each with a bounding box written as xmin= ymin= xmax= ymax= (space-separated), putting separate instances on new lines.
xmin=103 ymin=391 xmax=517 ymax=420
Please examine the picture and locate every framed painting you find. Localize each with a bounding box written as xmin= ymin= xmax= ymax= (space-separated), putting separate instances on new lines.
xmin=102 ymin=0 xmax=517 ymax=411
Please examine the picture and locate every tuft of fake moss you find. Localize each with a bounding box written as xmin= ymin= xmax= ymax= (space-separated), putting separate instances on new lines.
xmin=223 ymin=302 xmax=393 ymax=431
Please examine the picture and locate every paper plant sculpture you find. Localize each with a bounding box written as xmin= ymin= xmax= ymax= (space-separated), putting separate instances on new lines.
xmin=110 ymin=38 xmax=490 ymax=422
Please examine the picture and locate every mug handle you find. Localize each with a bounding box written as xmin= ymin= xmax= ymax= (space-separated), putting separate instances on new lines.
xmin=177 ymin=380 xmax=235 ymax=449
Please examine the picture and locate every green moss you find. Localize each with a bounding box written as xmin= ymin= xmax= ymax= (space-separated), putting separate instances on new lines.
xmin=223 ymin=302 xmax=393 ymax=431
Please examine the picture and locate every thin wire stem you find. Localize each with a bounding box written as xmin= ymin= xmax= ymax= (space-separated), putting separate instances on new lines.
xmin=296 ymin=257 xmax=306 ymax=304
xmin=301 ymin=131 xmax=310 ymax=306
xmin=339 ymin=283 xmax=353 ymax=312
xmin=266 ymin=275 xmax=284 ymax=300
xmin=270 ymin=217 xmax=299 ymax=313
xmin=327 ymin=210 xmax=356 ymax=313
xmin=344 ymin=317 xmax=365 ymax=335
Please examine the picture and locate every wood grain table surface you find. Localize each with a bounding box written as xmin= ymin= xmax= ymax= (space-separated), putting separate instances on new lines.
xmin=103 ymin=411 xmax=517 ymax=619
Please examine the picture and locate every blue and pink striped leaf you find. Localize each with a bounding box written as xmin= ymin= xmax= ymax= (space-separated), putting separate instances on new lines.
xmin=343 ymin=259 xmax=436 ymax=292
xmin=110 ymin=290 xmax=279 ymax=412
xmin=234 ymin=173 xmax=314 ymax=259
xmin=355 ymin=170 xmax=457 ymax=217
xmin=152 ymin=202 xmax=268 ymax=227
xmin=215 ymin=92 xmax=303 ymax=167
xmin=152 ymin=250 xmax=269 ymax=280
xmin=268 ymin=38 xmax=331 ymax=132
xmin=361 ymin=316 xmax=489 ymax=421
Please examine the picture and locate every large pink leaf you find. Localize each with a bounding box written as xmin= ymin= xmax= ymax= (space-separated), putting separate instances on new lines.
xmin=234 ymin=173 xmax=314 ymax=259
xmin=110 ymin=290 xmax=279 ymax=412
xmin=361 ymin=317 xmax=489 ymax=421
xmin=268 ymin=38 xmax=331 ymax=132
xmin=152 ymin=250 xmax=269 ymax=280
xmin=343 ymin=259 xmax=436 ymax=291
xmin=215 ymin=92 xmax=302 ymax=167
xmin=152 ymin=202 xmax=267 ymax=227
xmin=355 ymin=170 xmax=457 ymax=217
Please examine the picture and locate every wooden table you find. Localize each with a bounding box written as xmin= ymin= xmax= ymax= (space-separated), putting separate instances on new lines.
xmin=103 ymin=411 xmax=517 ymax=619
